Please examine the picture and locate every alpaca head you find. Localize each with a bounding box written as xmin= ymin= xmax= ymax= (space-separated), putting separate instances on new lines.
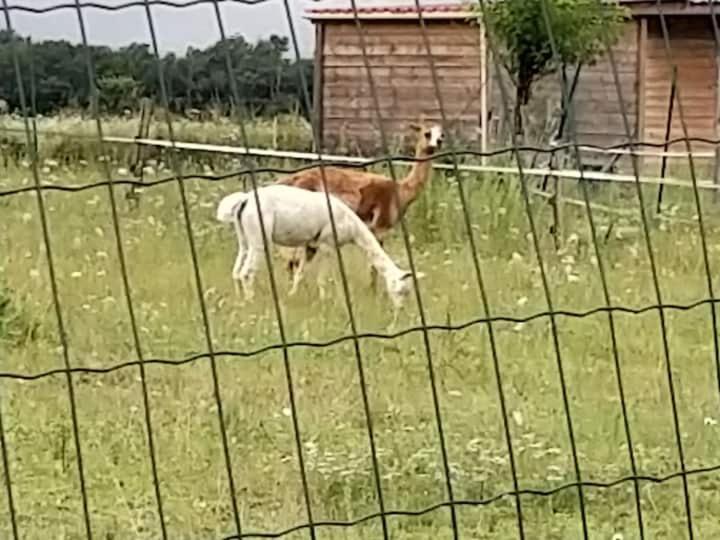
xmin=384 ymin=268 xmax=426 ymax=308
xmin=409 ymin=119 xmax=444 ymax=157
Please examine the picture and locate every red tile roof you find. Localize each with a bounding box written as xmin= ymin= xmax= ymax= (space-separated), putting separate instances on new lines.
xmin=305 ymin=2 xmax=472 ymax=19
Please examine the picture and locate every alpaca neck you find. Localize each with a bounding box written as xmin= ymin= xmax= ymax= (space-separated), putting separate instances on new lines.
xmin=398 ymin=149 xmax=432 ymax=209
xmin=352 ymin=218 xmax=398 ymax=276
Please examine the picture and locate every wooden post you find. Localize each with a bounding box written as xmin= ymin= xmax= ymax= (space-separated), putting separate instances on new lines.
xmin=312 ymin=23 xmax=325 ymax=152
xmin=552 ymin=174 xmax=563 ymax=250
xmin=656 ymin=66 xmax=677 ymax=215
xmin=272 ymin=116 xmax=278 ymax=149
xmin=479 ymin=19 xmax=488 ymax=166
xmin=127 ymin=97 xmax=154 ymax=207
xmin=542 ymin=63 xmax=583 ymax=192
xmin=637 ymin=17 xmax=648 ymax=176
xmin=714 ymin=21 xmax=720 ymax=201
xmin=27 ymin=37 xmax=39 ymax=157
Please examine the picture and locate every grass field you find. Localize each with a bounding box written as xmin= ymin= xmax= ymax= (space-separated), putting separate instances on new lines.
xmin=1 ymin=117 xmax=720 ymax=539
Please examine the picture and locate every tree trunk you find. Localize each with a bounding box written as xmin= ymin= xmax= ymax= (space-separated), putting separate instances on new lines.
xmin=514 ymin=80 xmax=531 ymax=140
xmin=514 ymin=86 xmax=523 ymax=139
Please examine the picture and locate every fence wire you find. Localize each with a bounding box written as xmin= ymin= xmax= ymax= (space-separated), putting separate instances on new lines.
xmin=1 ymin=0 xmax=720 ymax=539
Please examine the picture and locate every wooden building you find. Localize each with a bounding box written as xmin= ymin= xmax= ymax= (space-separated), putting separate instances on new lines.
xmin=305 ymin=1 xmax=486 ymax=153
xmin=306 ymin=0 xmax=720 ymax=172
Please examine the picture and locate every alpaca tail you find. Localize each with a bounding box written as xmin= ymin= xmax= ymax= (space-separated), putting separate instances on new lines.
xmin=216 ymin=191 xmax=250 ymax=223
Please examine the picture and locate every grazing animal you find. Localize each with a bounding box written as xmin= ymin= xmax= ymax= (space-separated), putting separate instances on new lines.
xmin=215 ymin=184 xmax=423 ymax=319
xmin=276 ymin=119 xmax=444 ymax=288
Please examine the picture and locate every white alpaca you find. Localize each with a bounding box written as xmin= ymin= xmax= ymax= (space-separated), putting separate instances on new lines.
xmin=216 ymin=184 xmax=423 ymax=312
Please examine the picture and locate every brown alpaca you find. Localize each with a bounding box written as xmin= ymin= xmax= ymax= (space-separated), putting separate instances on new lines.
xmin=276 ymin=120 xmax=444 ymax=288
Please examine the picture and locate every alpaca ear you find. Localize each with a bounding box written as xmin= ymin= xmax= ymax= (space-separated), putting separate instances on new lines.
xmin=409 ymin=122 xmax=422 ymax=132
xmin=401 ymin=271 xmax=425 ymax=281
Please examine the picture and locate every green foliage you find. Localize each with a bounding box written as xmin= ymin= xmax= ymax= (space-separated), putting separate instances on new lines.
xmin=0 ymin=283 xmax=39 ymax=348
xmin=97 ymin=75 xmax=142 ymax=112
xmin=475 ymin=0 xmax=628 ymax=133
xmin=0 ymin=29 xmax=312 ymax=117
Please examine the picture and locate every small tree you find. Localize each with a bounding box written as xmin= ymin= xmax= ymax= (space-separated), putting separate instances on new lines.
xmin=97 ymin=75 xmax=141 ymax=113
xmin=476 ymin=0 xmax=628 ymax=137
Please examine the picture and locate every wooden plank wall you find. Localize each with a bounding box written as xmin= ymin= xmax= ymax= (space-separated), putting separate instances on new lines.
xmin=572 ymin=21 xmax=639 ymax=149
xmin=643 ymin=16 xmax=717 ymax=167
xmin=484 ymin=20 xmax=639 ymax=168
xmin=321 ymin=20 xmax=484 ymax=153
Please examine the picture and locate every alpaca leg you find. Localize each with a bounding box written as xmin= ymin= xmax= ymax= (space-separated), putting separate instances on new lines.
xmin=388 ymin=307 xmax=400 ymax=332
xmin=232 ymin=249 xmax=245 ymax=296
xmin=370 ymin=238 xmax=384 ymax=292
xmin=289 ymin=245 xmax=319 ymax=296
xmin=231 ymin=224 xmax=247 ymax=296
xmin=388 ymin=295 xmax=406 ymax=332
xmin=286 ymin=247 xmax=302 ymax=281
xmin=370 ymin=266 xmax=379 ymax=292
xmin=288 ymin=249 xmax=307 ymax=297
xmin=239 ymin=248 xmax=261 ymax=301
xmin=313 ymin=248 xmax=330 ymax=301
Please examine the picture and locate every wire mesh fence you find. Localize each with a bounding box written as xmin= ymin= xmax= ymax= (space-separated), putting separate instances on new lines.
xmin=1 ymin=0 xmax=720 ymax=538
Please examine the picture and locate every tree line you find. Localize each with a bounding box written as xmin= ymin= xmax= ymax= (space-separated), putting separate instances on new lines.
xmin=0 ymin=30 xmax=312 ymax=117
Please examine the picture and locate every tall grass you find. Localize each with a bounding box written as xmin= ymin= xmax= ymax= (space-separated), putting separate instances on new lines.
xmin=0 ymin=114 xmax=719 ymax=538
xmin=0 ymin=112 xmax=314 ymax=168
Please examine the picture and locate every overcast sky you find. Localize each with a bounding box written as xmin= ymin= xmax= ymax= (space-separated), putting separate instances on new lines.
xmin=4 ymin=0 xmax=316 ymax=58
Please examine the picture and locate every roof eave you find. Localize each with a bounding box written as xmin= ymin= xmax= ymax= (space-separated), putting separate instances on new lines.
xmin=305 ymin=11 xmax=475 ymax=21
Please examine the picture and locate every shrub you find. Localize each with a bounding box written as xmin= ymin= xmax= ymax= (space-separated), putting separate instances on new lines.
xmin=0 ymin=283 xmax=39 ymax=348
